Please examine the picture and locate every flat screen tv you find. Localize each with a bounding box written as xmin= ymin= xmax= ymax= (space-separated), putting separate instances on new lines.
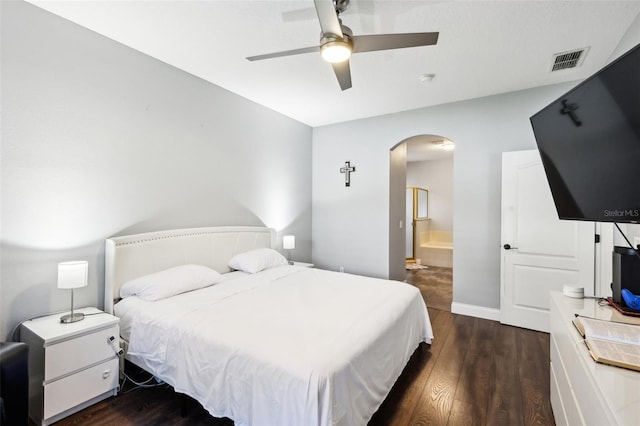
xmin=530 ymin=42 xmax=640 ymax=224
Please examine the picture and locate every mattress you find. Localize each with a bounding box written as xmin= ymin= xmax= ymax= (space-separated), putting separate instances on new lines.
xmin=114 ymin=265 xmax=433 ymax=426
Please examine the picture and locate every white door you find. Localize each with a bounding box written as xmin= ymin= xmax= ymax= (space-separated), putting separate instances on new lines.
xmin=501 ymin=150 xmax=595 ymax=332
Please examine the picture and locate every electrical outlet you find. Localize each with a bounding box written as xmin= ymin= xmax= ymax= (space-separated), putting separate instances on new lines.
xmin=339 ymin=266 xmax=344 ymax=273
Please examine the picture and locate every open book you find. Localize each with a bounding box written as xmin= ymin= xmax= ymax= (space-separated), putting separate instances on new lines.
xmin=573 ymin=316 xmax=640 ymax=372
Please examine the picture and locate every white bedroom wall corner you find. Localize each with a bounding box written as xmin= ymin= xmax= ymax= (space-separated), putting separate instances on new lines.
xmin=621 ymin=224 xmax=640 ymax=247
xmin=595 ymin=222 xmax=614 ymax=298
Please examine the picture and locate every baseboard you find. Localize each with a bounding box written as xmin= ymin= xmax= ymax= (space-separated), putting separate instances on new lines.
xmin=451 ymin=302 xmax=500 ymax=322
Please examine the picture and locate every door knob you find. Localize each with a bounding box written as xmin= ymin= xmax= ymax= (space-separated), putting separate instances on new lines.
xmin=503 ymin=244 xmax=518 ymax=250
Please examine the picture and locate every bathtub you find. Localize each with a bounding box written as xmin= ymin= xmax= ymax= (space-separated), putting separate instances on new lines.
xmin=421 ymin=240 xmax=453 ymax=250
xmin=417 ymin=231 xmax=453 ymax=268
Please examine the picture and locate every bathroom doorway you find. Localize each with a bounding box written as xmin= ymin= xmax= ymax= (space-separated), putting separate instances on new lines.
xmin=404 ymin=135 xmax=454 ymax=311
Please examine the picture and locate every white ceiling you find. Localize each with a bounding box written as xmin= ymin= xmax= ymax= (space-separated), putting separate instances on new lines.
xmin=27 ymin=0 xmax=640 ymax=127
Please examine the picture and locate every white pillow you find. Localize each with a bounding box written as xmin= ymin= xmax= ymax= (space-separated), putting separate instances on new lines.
xmin=120 ymin=264 xmax=222 ymax=301
xmin=228 ymin=248 xmax=288 ymax=274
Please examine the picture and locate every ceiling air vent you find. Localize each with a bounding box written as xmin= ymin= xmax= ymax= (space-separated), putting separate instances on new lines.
xmin=551 ymin=47 xmax=589 ymax=71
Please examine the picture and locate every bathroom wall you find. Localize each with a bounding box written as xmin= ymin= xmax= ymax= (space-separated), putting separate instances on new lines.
xmin=407 ymin=157 xmax=454 ymax=243
xmin=407 ymin=157 xmax=454 ymax=267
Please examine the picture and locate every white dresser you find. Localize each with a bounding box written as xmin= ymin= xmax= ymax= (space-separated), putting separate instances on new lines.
xmin=549 ymin=291 xmax=640 ymax=425
xmin=20 ymin=307 xmax=120 ymax=425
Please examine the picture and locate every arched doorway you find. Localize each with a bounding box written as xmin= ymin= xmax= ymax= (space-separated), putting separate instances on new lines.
xmin=390 ymin=134 xmax=455 ymax=311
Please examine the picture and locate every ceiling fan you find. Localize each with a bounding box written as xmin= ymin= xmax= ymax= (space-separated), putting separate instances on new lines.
xmin=246 ymin=0 xmax=439 ymax=91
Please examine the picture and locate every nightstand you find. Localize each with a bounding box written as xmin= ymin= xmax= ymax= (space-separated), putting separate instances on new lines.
xmin=20 ymin=307 xmax=120 ymax=425
xmin=291 ymin=261 xmax=314 ymax=268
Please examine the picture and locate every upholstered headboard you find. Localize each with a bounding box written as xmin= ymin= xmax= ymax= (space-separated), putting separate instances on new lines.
xmin=104 ymin=226 xmax=275 ymax=314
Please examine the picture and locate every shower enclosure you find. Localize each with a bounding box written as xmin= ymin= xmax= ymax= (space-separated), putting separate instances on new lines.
xmin=406 ymin=186 xmax=428 ymax=261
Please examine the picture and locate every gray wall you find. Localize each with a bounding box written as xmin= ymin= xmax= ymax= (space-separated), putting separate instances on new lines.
xmin=312 ymin=83 xmax=579 ymax=310
xmin=1 ymin=1 xmax=312 ymax=339
xmin=388 ymin=142 xmax=407 ymax=282
xmin=311 ymin=9 xmax=640 ymax=313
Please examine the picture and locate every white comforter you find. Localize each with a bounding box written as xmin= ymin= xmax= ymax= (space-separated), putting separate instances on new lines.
xmin=115 ymin=265 xmax=433 ymax=426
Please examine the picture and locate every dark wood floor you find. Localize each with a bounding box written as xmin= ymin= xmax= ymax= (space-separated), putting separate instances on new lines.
xmin=406 ymin=266 xmax=453 ymax=312
xmin=369 ymin=309 xmax=555 ymax=426
xmin=53 ymin=306 xmax=554 ymax=426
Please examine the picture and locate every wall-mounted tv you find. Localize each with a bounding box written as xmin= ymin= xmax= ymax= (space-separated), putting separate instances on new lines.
xmin=530 ymin=43 xmax=640 ymax=224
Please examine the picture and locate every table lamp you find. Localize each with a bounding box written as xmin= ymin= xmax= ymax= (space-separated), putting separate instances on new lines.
xmin=58 ymin=261 xmax=88 ymax=324
xmin=283 ymin=235 xmax=295 ymax=265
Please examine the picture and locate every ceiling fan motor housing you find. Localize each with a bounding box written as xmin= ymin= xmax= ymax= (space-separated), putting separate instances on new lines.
xmin=320 ymin=24 xmax=352 ymax=45
xmin=334 ymin=0 xmax=350 ymax=15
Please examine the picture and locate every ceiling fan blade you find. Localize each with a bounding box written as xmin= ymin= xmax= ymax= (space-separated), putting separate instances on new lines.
xmin=352 ymin=32 xmax=439 ymax=54
xmin=331 ymin=60 xmax=352 ymax=91
xmin=314 ymin=0 xmax=343 ymax=37
xmin=247 ymin=46 xmax=320 ymax=62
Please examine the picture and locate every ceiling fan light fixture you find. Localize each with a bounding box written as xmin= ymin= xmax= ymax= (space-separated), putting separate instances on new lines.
xmin=321 ymin=40 xmax=352 ymax=63
xmin=431 ymin=139 xmax=455 ymax=151
xmin=440 ymin=140 xmax=455 ymax=151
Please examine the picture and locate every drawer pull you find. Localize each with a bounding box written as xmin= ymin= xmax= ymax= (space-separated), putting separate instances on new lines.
xmin=102 ymin=370 xmax=111 ymax=379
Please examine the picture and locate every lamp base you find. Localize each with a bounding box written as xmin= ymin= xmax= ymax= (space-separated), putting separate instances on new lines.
xmin=60 ymin=312 xmax=85 ymax=324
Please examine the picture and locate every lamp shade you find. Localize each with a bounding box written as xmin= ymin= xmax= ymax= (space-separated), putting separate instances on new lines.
xmin=283 ymin=235 xmax=295 ymax=250
xmin=57 ymin=261 xmax=88 ymax=290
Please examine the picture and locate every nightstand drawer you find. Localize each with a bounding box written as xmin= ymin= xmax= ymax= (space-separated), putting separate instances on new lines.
xmin=44 ymin=325 xmax=119 ymax=381
xmin=43 ymin=358 xmax=118 ymax=420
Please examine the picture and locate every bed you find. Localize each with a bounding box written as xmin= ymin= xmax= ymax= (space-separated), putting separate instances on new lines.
xmin=105 ymin=226 xmax=433 ymax=426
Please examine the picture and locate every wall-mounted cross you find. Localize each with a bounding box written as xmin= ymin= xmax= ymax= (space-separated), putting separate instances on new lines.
xmin=340 ymin=161 xmax=356 ymax=187
xmin=561 ymin=99 xmax=582 ymax=127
